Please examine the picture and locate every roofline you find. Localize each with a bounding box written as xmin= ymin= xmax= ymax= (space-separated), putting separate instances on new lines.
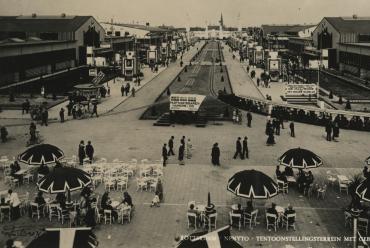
xmin=0 ymin=39 xmax=76 ymax=47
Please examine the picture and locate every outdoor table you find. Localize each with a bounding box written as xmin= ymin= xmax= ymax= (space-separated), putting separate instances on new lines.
xmin=286 ymin=176 xmax=296 ymax=183
xmin=111 ymin=200 xmax=121 ymax=209
xmin=14 ymin=169 xmax=28 ymax=176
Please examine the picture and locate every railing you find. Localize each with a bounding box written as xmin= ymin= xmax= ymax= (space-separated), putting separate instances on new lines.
xmin=218 ymin=93 xmax=370 ymax=132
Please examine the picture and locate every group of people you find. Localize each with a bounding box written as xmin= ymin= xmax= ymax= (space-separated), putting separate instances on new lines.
xmin=78 ymin=140 xmax=95 ymax=165
xmin=162 ymin=136 xmax=192 ymax=166
xmin=121 ymin=83 xmax=135 ymax=97
xmin=233 ymin=137 xmax=249 ymax=160
xmin=296 ymin=169 xmax=315 ymax=193
xmin=101 ymin=191 xmax=133 ymax=222
xmin=0 ymin=189 xmax=21 ymax=221
xmin=325 ymin=119 xmax=340 ymax=142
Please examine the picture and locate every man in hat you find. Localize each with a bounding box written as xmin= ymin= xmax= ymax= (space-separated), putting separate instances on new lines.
xmin=168 ymin=136 xmax=175 ymax=156
xmin=233 ymin=137 xmax=243 ymax=159
xmin=162 ymin=143 xmax=168 ymax=167
xmin=211 ymin=143 xmax=220 ymax=166
xmin=246 ymin=111 xmax=252 ymax=128
xmin=242 ymin=136 xmax=249 ymax=159
xmin=85 ymin=141 xmax=94 ymax=164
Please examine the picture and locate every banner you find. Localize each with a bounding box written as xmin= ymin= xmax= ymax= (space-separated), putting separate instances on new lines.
xmin=285 ymin=84 xmax=317 ymax=97
xmin=170 ymin=94 xmax=206 ymax=112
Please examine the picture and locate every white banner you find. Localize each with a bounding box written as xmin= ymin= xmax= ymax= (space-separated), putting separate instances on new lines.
xmin=285 ymin=84 xmax=317 ymax=97
xmin=170 ymin=94 xmax=206 ymax=112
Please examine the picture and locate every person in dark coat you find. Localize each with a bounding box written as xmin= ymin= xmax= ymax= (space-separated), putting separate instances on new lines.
xmin=332 ymin=122 xmax=340 ymax=141
xmin=121 ymin=85 xmax=125 ymax=96
xmin=41 ymin=109 xmax=48 ymax=126
xmin=91 ymin=103 xmax=98 ymax=117
xmin=246 ymin=112 xmax=252 ymax=128
xmin=85 ymin=141 xmax=94 ymax=163
xmin=178 ymin=144 xmax=185 ymax=165
xmin=59 ymin=108 xmax=65 ymax=123
xmin=162 ymin=144 xmax=168 ymax=167
xmin=211 ymin=143 xmax=220 ymax=166
xmin=265 ymin=120 xmax=272 ymax=135
xmin=168 ymin=136 xmax=175 ymax=156
xmin=242 ymin=136 xmax=249 ymax=159
xmin=289 ymin=122 xmax=295 ymax=137
xmin=125 ymin=83 xmax=130 ymax=96
xmin=266 ymin=133 xmax=275 ymax=146
xmin=325 ymin=120 xmax=333 ymax=141
xmin=233 ymin=137 xmax=243 ymax=159
xmin=274 ymin=118 xmax=280 ymax=135
xmin=180 ymin=136 xmax=185 ymax=146
xmin=78 ymin=140 xmax=86 ymax=165
xmin=131 ymin=87 xmax=136 ymax=97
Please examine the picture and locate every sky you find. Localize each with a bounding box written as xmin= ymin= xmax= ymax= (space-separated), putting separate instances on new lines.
xmin=0 ymin=0 xmax=369 ymax=27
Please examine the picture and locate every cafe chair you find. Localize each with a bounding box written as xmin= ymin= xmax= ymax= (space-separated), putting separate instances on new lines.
xmin=229 ymin=211 xmax=242 ymax=230
xmin=205 ymin=213 xmax=217 ymax=231
xmin=104 ymin=179 xmax=115 ymax=192
xmin=94 ymin=207 xmax=103 ymax=224
xmin=104 ymin=209 xmax=112 ymax=224
xmin=9 ymin=177 xmax=20 ymax=188
xmin=136 ymin=177 xmax=147 ymax=191
xmin=358 ymin=218 xmax=369 ymax=235
xmin=119 ymin=208 xmax=131 ymax=224
xmin=0 ymin=206 xmax=11 ymax=222
xmin=266 ymin=213 xmax=278 ymax=232
xmin=339 ymin=182 xmax=349 ymax=195
xmin=317 ymin=184 xmax=327 ymax=199
xmin=58 ymin=207 xmax=70 ymax=225
xmin=344 ymin=211 xmax=352 ymax=228
xmin=281 ymin=213 xmax=296 ymax=231
xmin=244 ymin=209 xmax=258 ymax=229
xmin=277 ymin=179 xmax=288 ymax=194
xmin=30 ymin=203 xmax=41 ymax=221
xmin=117 ymin=178 xmax=128 ymax=191
xmin=187 ymin=212 xmax=198 ymax=230
xmin=49 ymin=204 xmax=60 ymax=222
xmin=23 ymin=172 xmax=34 ymax=184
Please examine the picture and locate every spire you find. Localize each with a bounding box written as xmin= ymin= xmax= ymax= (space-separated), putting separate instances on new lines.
xmin=220 ymin=13 xmax=224 ymax=27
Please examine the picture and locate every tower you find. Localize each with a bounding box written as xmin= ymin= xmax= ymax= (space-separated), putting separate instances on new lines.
xmin=219 ymin=13 xmax=224 ymax=27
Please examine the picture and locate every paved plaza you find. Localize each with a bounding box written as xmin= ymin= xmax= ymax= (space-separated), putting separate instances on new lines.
xmin=1 ymin=41 xmax=370 ymax=248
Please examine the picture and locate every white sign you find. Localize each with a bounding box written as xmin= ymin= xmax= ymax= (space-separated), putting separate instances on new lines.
xmin=89 ymin=68 xmax=98 ymax=76
xmin=170 ymin=94 xmax=206 ymax=112
xmin=285 ymin=84 xmax=317 ymax=97
xmin=148 ymin=51 xmax=156 ymax=59
xmin=269 ymin=59 xmax=279 ymax=70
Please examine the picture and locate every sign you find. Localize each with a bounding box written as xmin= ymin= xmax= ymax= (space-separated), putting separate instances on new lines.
xmin=269 ymin=59 xmax=279 ymax=70
xmin=169 ymin=94 xmax=206 ymax=112
xmin=89 ymin=68 xmax=98 ymax=77
xmin=148 ymin=51 xmax=156 ymax=59
xmin=285 ymin=84 xmax=317 ymax=97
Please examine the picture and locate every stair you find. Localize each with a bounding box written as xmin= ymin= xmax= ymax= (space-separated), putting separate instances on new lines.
xmin=153 ymin=113 xmax=171 ymax=126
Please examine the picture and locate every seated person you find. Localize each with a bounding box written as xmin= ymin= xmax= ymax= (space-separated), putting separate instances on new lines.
xmin=297 ymin=170 xmax=306 ymax=192
xmin=284 ymin=166 xmax=294 ymax=177
xmin=79 ymin=195 xmax=88 ymax=216
xmin=101 ymin=192 xmax=118 ymax=221
xmin=306 ymin=171 xmax=314 ymax=185
xmin=277 ymin=171 xmax=288 ymax=183
xmin=34 ymin=191 xmax=46 ymax=209
xmin=122 ymin=191 xmax=133 ymax=207
xmin=232 ymin=204 xmax=243 ymax=215
xmin=37 ymin=163 xmax=50 ymax=177
xmin=10 ymin=161 xmax=22 ymax=183
xmin=284 ymin=205 xmax=296 ymax=224
xmin=187 ymin=204 xmax=198 ymax=215
xmin=55 ymin=192 xmax=66 ymax=209
xmin=150 ymin=192 xmax=160 ymax=207
xmin=84 ymin=206 xmax=97 ymax=228
xmin=244 ymin=201 xmax=254 ymax=215
xmin=266 ymin=203 xmax=278 ymax=223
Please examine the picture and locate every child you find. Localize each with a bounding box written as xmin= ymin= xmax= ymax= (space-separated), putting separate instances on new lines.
xmin=150 ymin=192 xmax=160 ymax=207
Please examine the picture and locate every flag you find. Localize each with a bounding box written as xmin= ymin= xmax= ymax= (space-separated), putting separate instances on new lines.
xmin=176 ymin=225 xmax=243 ymax=248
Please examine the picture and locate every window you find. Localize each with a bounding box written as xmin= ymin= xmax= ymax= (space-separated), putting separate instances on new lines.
xmin=115 ymin=31 xmax=121 ymax=36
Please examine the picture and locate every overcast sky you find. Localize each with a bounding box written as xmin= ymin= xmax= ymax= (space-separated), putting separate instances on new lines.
xmin=0 ymin=0 xmax=369 ymax=27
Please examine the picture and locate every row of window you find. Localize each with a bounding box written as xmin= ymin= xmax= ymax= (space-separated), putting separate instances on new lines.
xmin=339 ymin=51 xmax=370 ymax=70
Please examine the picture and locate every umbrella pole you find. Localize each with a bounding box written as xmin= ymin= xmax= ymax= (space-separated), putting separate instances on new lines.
xmin=67 ymin=189 xmax=71 ymax=202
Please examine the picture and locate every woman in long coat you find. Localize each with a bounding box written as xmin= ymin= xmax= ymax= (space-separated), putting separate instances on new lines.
xmin=178 ymin=144 xmax=185 ymax=165
xmin=211 ymin=143 xmax=220 ymax=166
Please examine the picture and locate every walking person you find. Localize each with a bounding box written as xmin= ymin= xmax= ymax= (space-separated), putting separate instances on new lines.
xmin=246 ymin=111 xmax=252 ymax=128
xmin=325 ymin=120 xmax=332 ymax=141
xmin=332 ymin=122 xmax=340 ymax=141
xmin=289 ymin=121 xmax=295 ymax=137
xmin=78 ymin=140 xmax=86 ymax=165
xmin=91 ymin=103 xmax=98 ymax=118
xmin=121 ymin=85 xmax=125 ymax=97
xmin=275 ymin=118 xmax=281 ymax=135
xmin=125 ymin=83 xmax=130 ymax=96
xmin=211 ymin=143 xmax=220 ymax=166
xmin=242 ymin=136 xmax=249 ymax=159
xmin=59 ymin=108 xmax=65 ymax=123
xmin=168 ymin=136 xmax=175 ymax=156
xmin=162 ymin=144 xmax=168 ymax=167
xmin=180 ymin=136 xmax=185 ymax=146
xmin=186 ymin=138 xmax=192 ymax=159
xmin=41 ymin=108 xmax=48 ymax=126
xmin=178 ymin=144 xmax=185 ymax=165
xmin=131 ymin=87 xmax=136 ymax=97
xmin=85 ymin=141 xmax=94 ymax=164
xmin=233 ymin=137 xmax=243 ymax=159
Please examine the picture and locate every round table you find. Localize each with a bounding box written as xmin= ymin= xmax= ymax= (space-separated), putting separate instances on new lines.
xmin=111 ymin=200 xmax=121 ymax=209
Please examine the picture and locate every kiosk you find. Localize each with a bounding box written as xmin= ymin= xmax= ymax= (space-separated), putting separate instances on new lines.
xmin=265 ymin=51 xmax=281 ymax=81
xmin=161 ymin=42 xmax=169 ymax=64
xmin=123 ymin=51 xmax=139 ymax=81
xmin=170 ymin=40 xmax=177 ymax=61
xmin=147 ymin=45 xmax=158 ymax=67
